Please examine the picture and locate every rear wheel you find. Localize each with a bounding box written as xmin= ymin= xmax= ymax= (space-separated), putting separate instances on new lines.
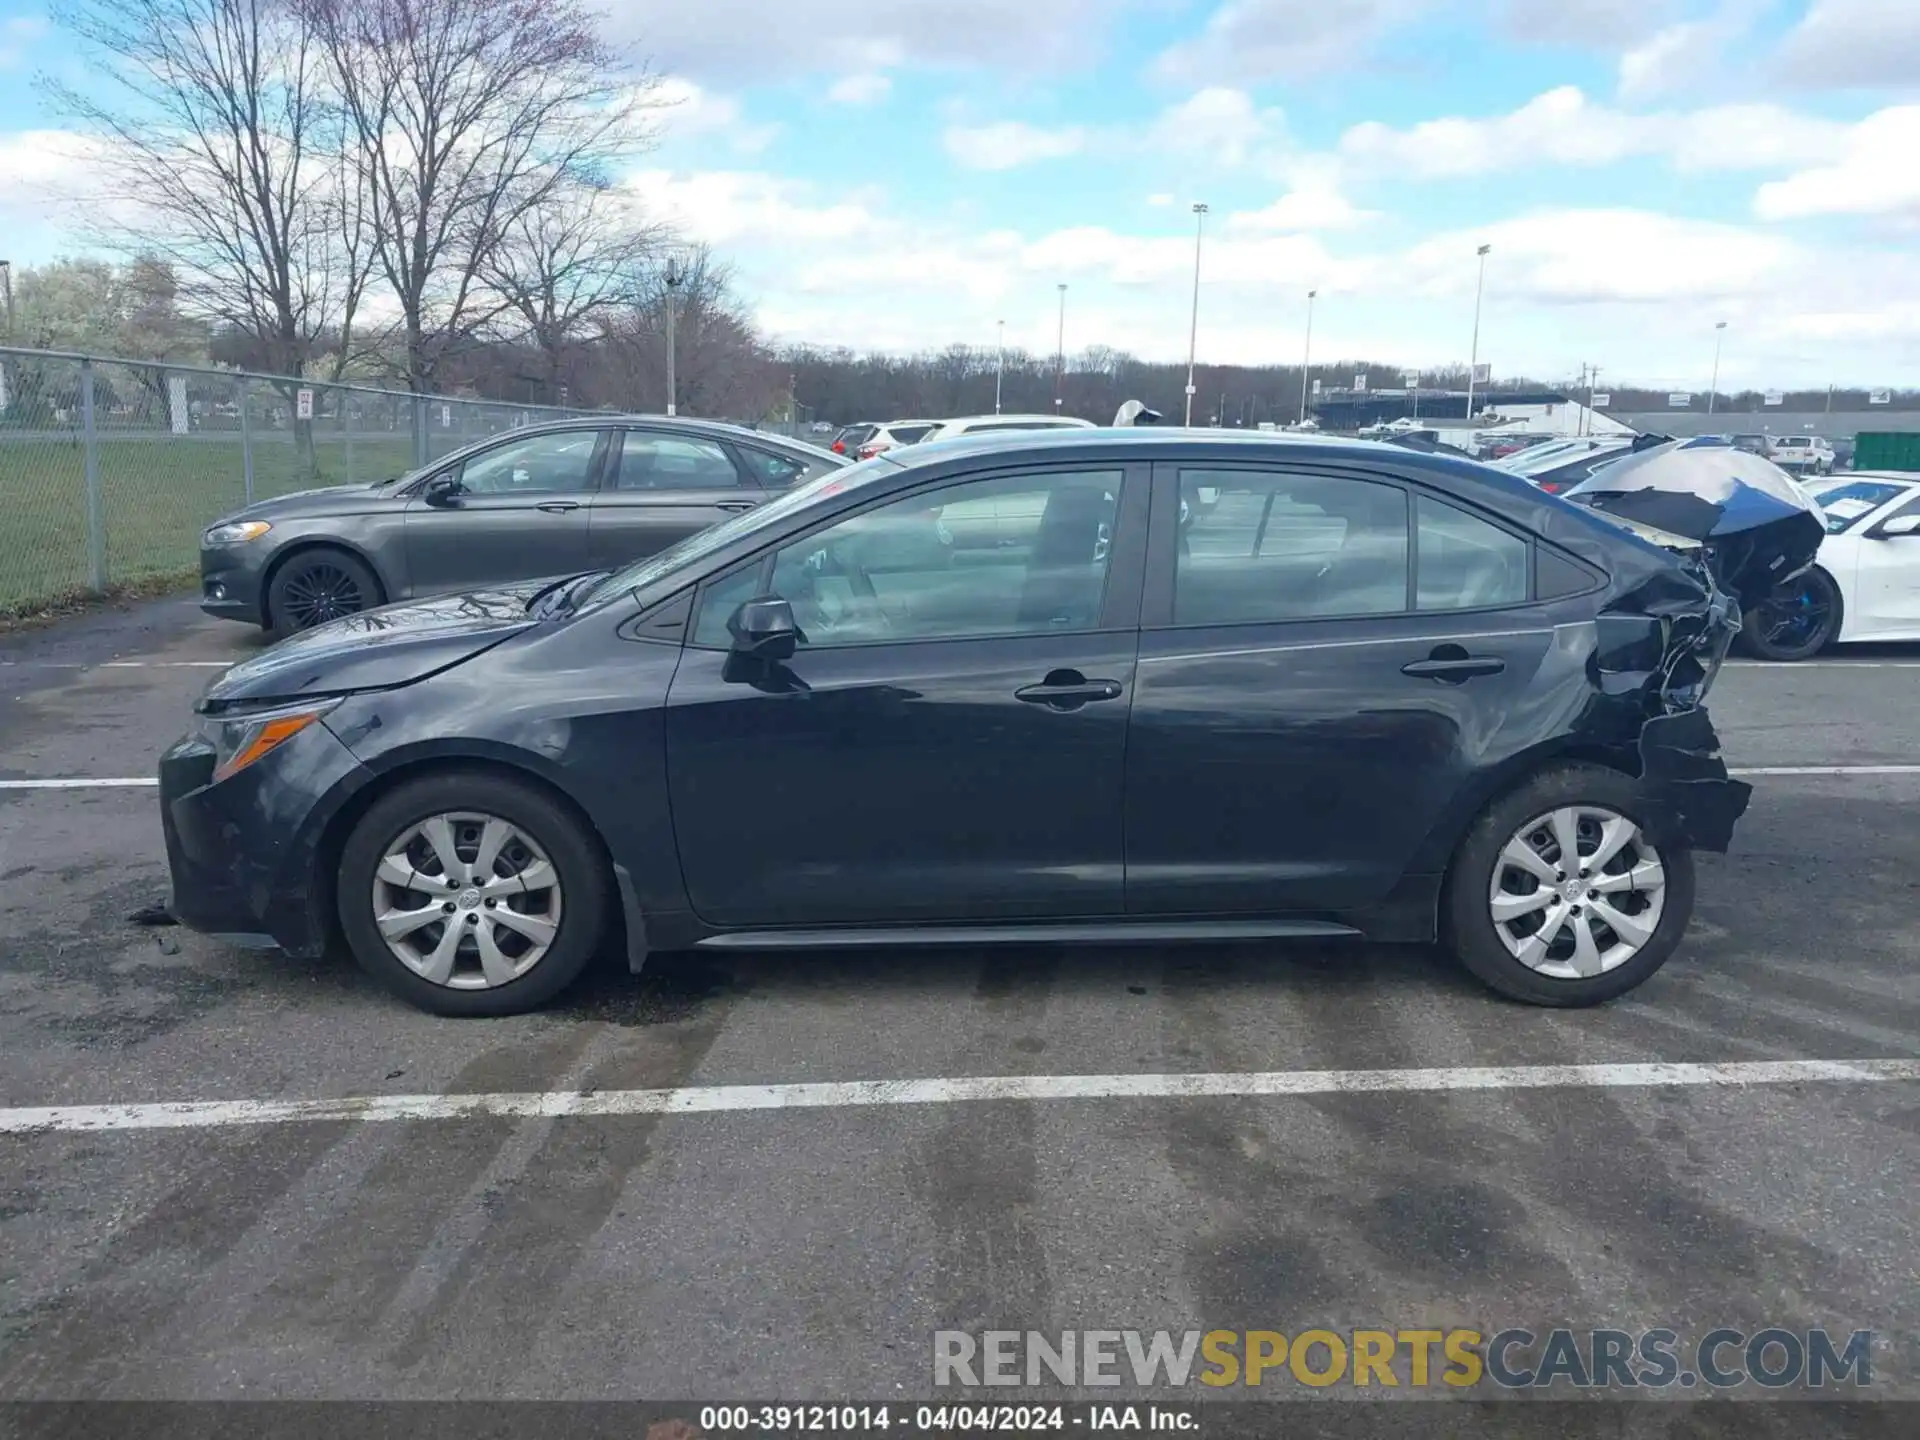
xmin=1739 ymin=567 xmax=1841 ymax=661
xmin=337 ymin=771 xmax=609 ymax=1016
xmin=1443 ymin=764 xmax=1695 ymax=1007
xmin=267 ymin=547 xmax=380 ymax=635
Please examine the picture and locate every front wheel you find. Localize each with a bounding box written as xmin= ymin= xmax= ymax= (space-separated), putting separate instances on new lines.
xmin=267 ymin=547 xmax=381 ymax=635
xmin=1443 ymin=765 xmax=1696 ymax=1007
xmin=1739 ymin=567 xmax=1842 ymax=661
xmin=337 ymin=771 xmax=609 ymax=1016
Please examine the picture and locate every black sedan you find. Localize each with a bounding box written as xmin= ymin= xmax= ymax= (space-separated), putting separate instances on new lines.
xmin=198 ymin=417 xmax=846 ymax=634
xmin=160 ymin=430 xmax=1817 ymax=1017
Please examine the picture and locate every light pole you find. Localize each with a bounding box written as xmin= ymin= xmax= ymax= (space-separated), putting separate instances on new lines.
xmin=1184 ymin=202 xmax=1208 ymax=426
xmin=1707 ymin=320 xmax=1727 ymax=416
xmin=1464 ymin=243 xmax=1490 ymax=425
xmin=995 ymin=319 xmax=1005 ymax=414
xmin=1586 ymin=364 xmax=1601 ymax=436
xmin=0 ymin=259 xmax=12 ymax=338
xmin=1054 ymin=284 xmax=1067 ymax=412
xmin=663 ymin=256 xmax=683 ymax=416
xmin=1298 ymin=289 xmax=1317 ymax=425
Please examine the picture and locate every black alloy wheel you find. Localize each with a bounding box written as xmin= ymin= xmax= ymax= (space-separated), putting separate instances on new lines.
xmin=268 ymin=550 xmax=380 ymax=634
xmin=1739 ymin=567 xmax=1842 ymax=662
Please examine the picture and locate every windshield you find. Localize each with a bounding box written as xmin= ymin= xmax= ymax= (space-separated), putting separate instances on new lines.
xmin=1808 ymin=479 xmax=1914 ymax=533
xmin=575 ymin=454 xmax=901 ymax=607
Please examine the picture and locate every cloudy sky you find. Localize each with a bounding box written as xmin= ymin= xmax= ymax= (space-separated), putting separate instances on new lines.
xmin=2 ymin=0 xmax=1917 ymax=388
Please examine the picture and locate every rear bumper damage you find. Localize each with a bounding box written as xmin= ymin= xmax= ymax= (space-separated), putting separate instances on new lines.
xmin=1638 ymin=708 xmax=1751 ymax=854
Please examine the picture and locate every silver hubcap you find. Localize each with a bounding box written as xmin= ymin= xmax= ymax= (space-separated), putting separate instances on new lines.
xmin=1489 ymin=804 xmax=1666 ymax=979
xmin=371 ymin=811 xmax=562 ymax=990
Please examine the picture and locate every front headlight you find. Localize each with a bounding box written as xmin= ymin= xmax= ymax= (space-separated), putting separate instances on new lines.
xmin=202 ymin=698 xmax=339 ymax=782
xmin=205 ymin=520 xmax=272 ymax=546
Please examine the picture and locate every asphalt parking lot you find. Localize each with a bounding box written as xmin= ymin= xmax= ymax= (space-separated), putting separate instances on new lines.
xmin=1 ymin=596 xmax=1918 ymax=1406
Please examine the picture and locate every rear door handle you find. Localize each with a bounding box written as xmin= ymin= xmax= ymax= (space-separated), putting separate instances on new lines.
xmin=1402 ymin=654 xmax=1506 ymax=683
xmin=536 ymin=500 xmax=581 ymax=514
xmin=1015 ymin=670 xmax=1124 ymax=710
xmin=715 ymin=500 xmax=758 ymax=513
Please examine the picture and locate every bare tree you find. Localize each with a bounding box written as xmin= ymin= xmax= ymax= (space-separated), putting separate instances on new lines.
xmin=301 ymin=0 xmax=657 ymax=396
xmin=603 ymin=247 xmax=783 ymax=420
xmin=482 ymin=177 xmax=662 ymax=404
xmin=49 ymin=0 xmax=376 ymax=475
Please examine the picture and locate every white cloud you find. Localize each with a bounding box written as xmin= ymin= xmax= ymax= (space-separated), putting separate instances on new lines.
xmin=1146 ymin=193 xmax=1175 ymax=207
xmin=606 ymin=1 xmax=1133 ymax=81
xmin=1145 ymin=88 xmax=1287 ymax=168
xmin=0 ymin=15 xmax=47 ymax=69
xmin=1402 ymin=209 xmax=1795 ymax=304
xmin=621 ymin=169 xmax=878 ymax=245
xmin=1155 ymin=0 xmax=1421 ymax=83
xmin=1499 ymin=0 xmax=1679 ymax=48
xmin=943 ymin=121 xmax=1087 ymax=170
xmin=1753 ymin=106 xmax=1920 ymax=219
xmin=1340 ymin=86 xmax=1848 ymax=177
xmin=826 ymin=73 xmax=893 ymax=105
xmin=653 ymin=77 xmax=781 ymax=154
xmin=1227 ymin=187 xmax=1370 ymax=232
xmin=1773 ymin=0 xmax=1920 ymax=90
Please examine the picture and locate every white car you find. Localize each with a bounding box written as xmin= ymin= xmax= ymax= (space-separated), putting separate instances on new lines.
xmin=919 ymin=413 xmax=1097 ymax=444
xmin=1769 ymin=434 xmax=1835 ymax=476
xmin=853 ymin=419 xmax=941 ymax=460
xmin=1739 ymin=472 xmax=1920 ymax=659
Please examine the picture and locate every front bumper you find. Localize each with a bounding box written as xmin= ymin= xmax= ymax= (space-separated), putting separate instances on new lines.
xmin=159 ymin=719 xmax=373 ymax=956
xmin=199 ymin=544 xmax=267 ymax=623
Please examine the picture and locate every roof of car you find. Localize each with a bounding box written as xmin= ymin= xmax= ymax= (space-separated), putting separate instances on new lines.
xmin=889 ymin=425 xmax=1453 ymax=472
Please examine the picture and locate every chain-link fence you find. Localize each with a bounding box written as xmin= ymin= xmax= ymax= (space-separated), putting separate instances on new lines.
xmin=0 ymin=345 xmax=597 ymax=614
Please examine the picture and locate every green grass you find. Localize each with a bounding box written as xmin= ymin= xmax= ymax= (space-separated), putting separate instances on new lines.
xmin=0 ymin=435 xmax=417 ymax=612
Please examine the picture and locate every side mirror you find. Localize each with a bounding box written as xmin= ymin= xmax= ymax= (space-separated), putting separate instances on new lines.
xmin=727 ymin=595 xmax=801 ymax=661
xmin=1870 ymin=512 xmax=1920 ymax=540
xmin=423 ymin=473 xmax=463 ymax=507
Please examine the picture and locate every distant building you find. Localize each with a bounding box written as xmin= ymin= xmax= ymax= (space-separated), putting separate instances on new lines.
xmin=1311 ymin=387 xmax=1633 ymax=440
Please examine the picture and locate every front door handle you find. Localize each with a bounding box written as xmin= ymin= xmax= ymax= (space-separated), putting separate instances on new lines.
xmin=715 ymin=500 xmax=758 ymax=513
xmin=1015 ymin=669 xmax=1124 ymax=711
xmin=536 ymin=500 xmax=581 ymax=514
xmin=1402 ymin=647 xmax=1506 ymax=683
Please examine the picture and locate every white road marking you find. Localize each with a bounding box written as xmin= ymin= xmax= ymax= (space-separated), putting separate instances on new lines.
xmin=1726 ymin=660 xmax=1920 ymax=669
xmin=5 ymin=1058 xmax=1917 ymax=1136
xmin=0 ymin=660 xmax=230 ymax=668
xmin=0 ymin=778 xmax=158 ymax=790
xmin=1733 ymin=765 xmax=1920 ymax=776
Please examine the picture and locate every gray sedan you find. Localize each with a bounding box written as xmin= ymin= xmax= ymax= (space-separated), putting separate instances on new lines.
xmin=199 ymin=417 xmax=847 ymax=632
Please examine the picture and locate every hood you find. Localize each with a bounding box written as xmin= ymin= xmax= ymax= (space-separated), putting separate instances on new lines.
xmin=215 ymin=481 xmax=398 ymax=526
xmin=1559 ymin=440 xmax=1826 ymax=604
xmin=197 ymin=584 xmax=543 ymax=711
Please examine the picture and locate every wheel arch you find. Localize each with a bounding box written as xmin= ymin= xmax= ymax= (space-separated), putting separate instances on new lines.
xmin=1410 ymin=737 xmax=1644 ymax=883
xmin=259 ymin=538 xmax=390 ymax=628
xmin=310 ymin=748 xmax=632 ymax=966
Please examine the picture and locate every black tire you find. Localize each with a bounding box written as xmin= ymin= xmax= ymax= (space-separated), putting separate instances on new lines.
xmin=337 ymin=770 xmax=610 ymax=1017
xmin=1738 ymin=567 xmax=1841 ymax=661
xmin=266 ymin=547 xmax=381 ymax=635
xmin=1442 ymin=764 xmax=1696 ymax=1007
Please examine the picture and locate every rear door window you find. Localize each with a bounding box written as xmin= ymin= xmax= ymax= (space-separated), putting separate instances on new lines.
xmin=1414 ymin=495 xmax=1529 ymax=610
xmin=611 ymin=433 xmax=743 ymax=490
xmin=1172 ymin=470 xmax=1410 ymax=625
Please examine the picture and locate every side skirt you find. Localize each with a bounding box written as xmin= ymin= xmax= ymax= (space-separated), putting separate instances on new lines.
xmin=695 ymin=918 xmax=1362 ymax=951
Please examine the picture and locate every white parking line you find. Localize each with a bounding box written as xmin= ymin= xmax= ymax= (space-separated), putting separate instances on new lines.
xmin=1726 ymin=661 xmax=1920 ymax=669
xmin=0 ymin=660 xmax=231 ymax=668
xmin=1734 ymin=765 xmax=1920 ymax=776
xmin=0 ymin=778 xmax=158 ymax=789
xmin=4 ymin=1058 xmax=1917 ymax=1136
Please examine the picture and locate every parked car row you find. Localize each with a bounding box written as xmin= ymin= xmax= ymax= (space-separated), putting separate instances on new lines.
xmin=832 ymin=412 xmax=1095 ymax=458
